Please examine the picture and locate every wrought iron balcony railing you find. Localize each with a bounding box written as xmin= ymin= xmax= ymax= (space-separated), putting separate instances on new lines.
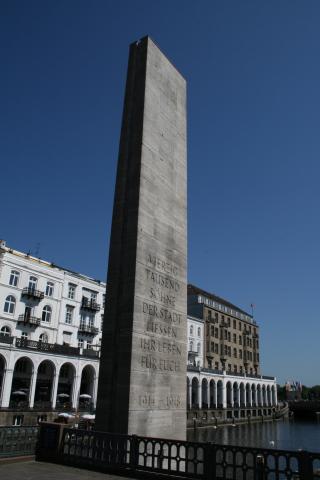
xmin=78 ymin=324 xmax=99 ymax=335
xmin=17 ymin=315 xmax=41 ymax=326
xmin=21 ymin=287 xmax=44 ymax=300
xmin=81 ymin=297 xmax=100 ymax=311
xmin=0 ymin=333 xmax=14 ymax=344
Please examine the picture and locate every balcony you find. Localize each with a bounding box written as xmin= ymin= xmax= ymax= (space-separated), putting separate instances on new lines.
xmin=82 ymin=348 xmax=100 ymax=359
xmin=15 ymin=337 xmax=80 ymax=356
xmin=21 ymin=287 xmax=44 ymax=300
xmin=0 ymin=333 xmax=14 ymax=344
xmin=18 ymin=314 xmax=41 ymax=326
xmin=81 ymin=297 xmax=100 ymax=312
xmin=78 ymin=324 xmax=99 ymax=335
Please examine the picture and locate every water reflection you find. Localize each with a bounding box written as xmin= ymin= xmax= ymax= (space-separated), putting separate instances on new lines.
xmin=187 ymin=419 xmax=320 ymax=452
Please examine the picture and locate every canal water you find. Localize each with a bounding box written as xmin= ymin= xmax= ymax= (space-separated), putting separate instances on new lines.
xmin=187 ymin=418 xmax=320 ymax=452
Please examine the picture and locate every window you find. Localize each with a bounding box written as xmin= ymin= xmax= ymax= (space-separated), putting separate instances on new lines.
xmin=234 ymin=365 xmax=237 ymax=373
xmin=13 ymin=415 xmax=24 ymax=426
xmin=103 ymin=294 xmax=106 ymax=307
xmin=78 ymin=339 xmax=84 ymax=348
xmin=29 ymin=276 xmax=37 ymax=290
xmin=197 ymin=327 xmax=201 ymax=337
xmin=86 ymin=340 xmax=92 ymax=350
xmin=239 ymin=349 xmax=243 ymax=359
xmin=46 ymin=282 xmax=54 ymax=297
xmin=42 ymin=305 xmax=52 ymax=323
xmin=21 ymin=331 xmax=29 ymax=340
xmin=100 ymin=314 xmax=104 ymax=331
xmin=90 ymin=291 xmax=97 ymax=301
xmin=233 ymin=320 xmax=236 ymax=329
xmin=197 ymin=342 xmax=200 ymax=353
xmin=210 ymin=342 xmax=214 ymax=352
xmin=9 ymin=270 xmax=20 ymax=287
xmin=215 ymin=328 xmax=219 ymax=338
xmin=215 ymin=361 xmax=219 ymax=370
xmin=37 ymin=415 xmax=47 ymax=423
xmin=39 ymin=333 xmax=48 ymax=343
xmin=1 ymin=326 xmax=11 ymax=336
xmin=68 ymin=283 xmax=76 ymax=300
xmin=210 ymin=326 xmax=214 ymax=336
xmin=189 ymin=325 xmax=193 ymax=335
xmin=215 ymin=344 xmax=218 ymax=354
xmin=62 ymin=331 xmax=72 ymax=345
xmin=233 ymin=348 xmax=237 ymax=358
xmin=239 ymin=336 xmax=242 ymax=345
xmin=239 ymin=322 xmax=242 ymax=331
xmin=4 ymin=295 xmax=16 ymax=314
xmin=189 ymin=341 xmax=193 ymax=351
xmin=65 ymin=306 xmax=73 ymax=325
xmin=233 ymin=334 xmax=237 ymax=343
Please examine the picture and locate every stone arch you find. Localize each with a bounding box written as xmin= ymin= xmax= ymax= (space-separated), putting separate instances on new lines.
xmin=251 ymin=383 xmax=257 ymax=406
xmin=262 ymin=384 xmax=267 ymax=406
xmin=271 ymin=385 xmax=276 ymax=406
xmin=210 ymin=379 xmax=216 ymax=408
xmin=239 ymin=382 xmax=245 ymax=406
xmin=0 ymin=354 xmax=7 ymax=404
xmin=201 ymin=378 xmax=208 ymax=408
xmin=266 ymin=385 xmax=271 ymax=406
xmin=57 ymin=362 xmax=76 ymax=406
xmin=233 ymin=381 xmax=239 ymax=407
xmin=226 ymin=381 xmax=233 ymax=407
xmin=257 ymin=384 xmax=262 ymax=406
xmin=217 ymin=380 xmax=223 ymax=407
xmin=34 ymin=359 xmax=56 ymax=407
xmin=79 ymin=364 xmax=96 ymax=408
xmin=10 ymin=356 xmax=34 ymax=407
xmin=191 ymin=377 xmax=199 ymax=408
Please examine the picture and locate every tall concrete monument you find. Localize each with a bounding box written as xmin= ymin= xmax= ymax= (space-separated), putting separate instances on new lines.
xmin=96 ymin=36 xmax=187 ymax=440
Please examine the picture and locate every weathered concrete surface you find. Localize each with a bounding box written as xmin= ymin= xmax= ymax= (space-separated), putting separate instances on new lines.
xmin=0 ymin=461 xmax=134 ymax=480
xmin=96 ymin=36 xmax=187 ymax=440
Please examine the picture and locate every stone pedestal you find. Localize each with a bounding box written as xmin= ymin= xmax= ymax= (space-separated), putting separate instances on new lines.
xmin=96 ymin=36 xmax=187 ymax=440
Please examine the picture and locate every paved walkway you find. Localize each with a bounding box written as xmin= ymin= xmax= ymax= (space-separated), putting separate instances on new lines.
xmin=0 ymin=461 xmax=135 ymax=480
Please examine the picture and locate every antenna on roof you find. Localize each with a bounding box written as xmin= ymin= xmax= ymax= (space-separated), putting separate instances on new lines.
xmin=34 ymin=242 xmax=41 ymax=257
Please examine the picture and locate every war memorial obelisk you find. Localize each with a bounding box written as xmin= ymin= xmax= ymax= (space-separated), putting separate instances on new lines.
xmin=95 ymin=36 xmax=187 ymax=440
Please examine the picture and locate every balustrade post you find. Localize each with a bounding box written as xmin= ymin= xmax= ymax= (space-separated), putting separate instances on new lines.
xmin=256 ymin=455 xmax=266 ymax=480
xmin=0 ymin=369 xmax=13 ymax=408
xmin=204 ymin=442 xmax=215 ymax=480
xmin=298 ymin=450 xmax=313 ymax=480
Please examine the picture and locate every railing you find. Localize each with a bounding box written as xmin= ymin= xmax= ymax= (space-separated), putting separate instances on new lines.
xmin=22 ymin=287 xmax=44 ymax=299
xmin=82 ymin=348 xmax=100 ymax=358
xmin=0 ymin=333 xmax=14 ymax=344
xmin=0 ymin=426 xmax=39 ymax=458
xmin=49 ymin=428 xmax=320 ymax=480
xmin=202 ymin=367 xmax=224 ymax=375
xmin=81 ymin=298 xmax=100 ymax=311
xmin=17 ymin=315 xmax=41 ymax=326
xmin=15 ymin=338 xmax=80 ymax=356
xmin=78 ymin=324 xmax=99 ymax=335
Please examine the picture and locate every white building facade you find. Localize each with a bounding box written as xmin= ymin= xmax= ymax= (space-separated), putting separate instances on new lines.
xmin=0 ymin=240 xmax=105 ymax=423
xmin=0 ymin=240 xmax=277 ymax=426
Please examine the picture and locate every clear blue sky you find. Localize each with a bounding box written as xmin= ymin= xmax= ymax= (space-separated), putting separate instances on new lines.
xmin=1 ymin=1 xmax=319 ymax=385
